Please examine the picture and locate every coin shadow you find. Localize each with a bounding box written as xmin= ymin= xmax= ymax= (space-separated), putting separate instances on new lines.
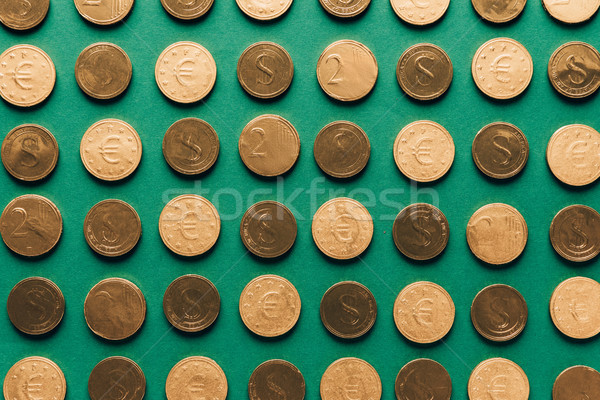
xmin=555 ymin=329 xmax=599 ymax=345
xmin=549 ymin=248 xmax=599 ymax=269
xmin=553 ymin=88 xmax=600 ymax=104
xmin=549 ymin=172 xmax=599 ymax=192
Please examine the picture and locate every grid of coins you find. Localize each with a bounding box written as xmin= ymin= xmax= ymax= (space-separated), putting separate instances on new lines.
xmin=1 ymin=0 xmax=600 ymax=399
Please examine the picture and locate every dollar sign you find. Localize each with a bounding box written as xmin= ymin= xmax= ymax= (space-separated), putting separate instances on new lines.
xmin=570 ymin=218 xmax=589 ymax=250
xmin=256 ymin=53 xmax=274 ymax=85
xmin=20 ymin=137 xmax=39 ymax=168
xmin=257 ymin=213 xmax=276 ymax=245
xmin=415 ymin=54 xmax=435 ymax=86
xmin=180 ymin=133 xmax=202 ymax=162
xmin=26 ymin=288 xmax=49 ymax=322
xmin=107 ymin=371 xmax=128 ymax=400
xmin=266 ymin=373 xmax=287 ymax=400
xmin=413 ymin=374 xmax=435 ymax=400
xmin=181 ymin=289 xmax=202 ymax=319
xmin=492 ymin=133 xmax=512 ymax=166
xmin=19 ymin=0 xmax=32 ymax=15
xmin=412 ymin=216 xmax=432 ymax=247
xmin=101 ymin=214 xmax=119 ymax=244
xmin=340 ymin=294 xmax=360 ymax=325
xmin=489 ymin=297 xmax=510 ymax=330
xmin=566 ymin=55 xmax=587 ymax=85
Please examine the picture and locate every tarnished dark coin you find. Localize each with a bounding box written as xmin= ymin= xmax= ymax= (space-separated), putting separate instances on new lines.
xmin=75 ymin=43 xmax=132 ymax=100
xmin=249 ymin=359 xmax=305 ymax=400
xmin=550 ymin=205 xmax=600 ymax=262
xmin=395 ymin=359 xmax=452 ymax=400
xmin=162 ymin=118 xmax=219 ymax=175
xmin=472 ymin=0 xmax=526 ymax=22
xmin=240 ymin=201 xmax=297 ymax=258
xmin=393 ymin=203 xmax=449 ymax=261
xmin=84 ymin=199 xmax=141 ymax=257
xmin=314 ymin=121 xmax=370 ymax=179
xmin=0 ymin=0 xmax=49 ymax=30
xmin=7 ymin=277 xmax=64 ymax=335
xmin=320 ymin=281 xmax=377 ymax=339
xmin=237 ymin=42 xmax=294 ymax=99
xmin=0 ymin=194 xmax=62 ymax=257
xmin=553 ymin=365 xmax=600 ymax=400
xmin=161 ymin=0 xmax=214 ymax=19
xmin=163 ymin=274 xmax=220 ymax=333
xmin=549 ymin=42 xmax=600 ymax=99
xmin=397 ymin=44 xmax=453 ymax=101
xmin=88 ymin=356 xmax=145 ymax=400
xmin=472 ymin=122 xmax=529 ymax=179
xmin=319 ymin=0 xmax=371 ymax=17
xmin=1 ymin=124 xmax=58 ymax=181
xmin=471 ymin=284 xmax=527 ymax=341
xmin=84 ymin=278 xmax=146 ymax=341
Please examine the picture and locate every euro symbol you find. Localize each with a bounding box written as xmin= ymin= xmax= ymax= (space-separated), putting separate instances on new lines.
xmin=179 ymin=211 xmax=199 ymax=240
xmin=99 ymin=135 xmax=121 ymax=164
xmin=24 ymin=373 xmax=43 ymax=398
xmin=14 ymin=61 xmax=33 ymax=90
xmin=569 ymin=301 xmax=589 ymax=322
xmin=412 ymin=138 xmax=433 ymax=165
xmin=188 ymin=374 xmax=205 ymax=397
xmin=174 ymin=59 xmax=195 ymax=86
xmin=261 ymin=292 xmax=281 ymax=318
xmin=567 ymin=140 xmax=587 ymax=167
xmin=333 ymin=214 xmax=355 ymax=243
xmin=256 ymin=53 xmax=274 ymax=85
xmin=344 ymin=379 xmax=361 ymax=400
xmin=487 ymin=375 xmax=507 ymax=400
xmin=566 ymin=55 xmax=587 ymax=85
xmin=414 ymin=54 xmax=435 ymax=86
xmin=490 ymin=54 xmax=512 ymax=83
xmin=412 ymin=298 xmax=433 ymax=326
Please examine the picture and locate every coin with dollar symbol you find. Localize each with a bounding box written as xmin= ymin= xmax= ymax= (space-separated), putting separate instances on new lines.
xmin=320 ymin=281 xmax=377 ymax=339
xmin=248 ymin=360 xmax=305 ymax=400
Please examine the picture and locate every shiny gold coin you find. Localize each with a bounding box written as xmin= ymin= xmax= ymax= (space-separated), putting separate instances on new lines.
xmin=467 ymin=203 xmax=527 ymax=265
xmin=161 ymin=0 xmax=214 ymax=19
xmin=239 ymin=274 xmax=301 ymax=337
xmin=312 ymin=197 xmax=373 ymax=260
xmin=3 ymin=357 xmax=66 ymax=400
xmin=396 ymin=44 xmax=453 ymax=101
xmin=0 ymin=44 xmax=55 ymax=107
xmin=0 ymin=194 xmax=62 ymax=257
xmin=249 ymin=360 xmax=305 ymax=400
xmin=166 ymin=356 xmax=227 ymax=400
xmin=393 ymin=281 xmax=455 ymax=344
xmin=320 ymin=281 xmax=377 ymax=339
xmin=75 ymin=43 xmax=132 ymax=100
xmin=314 ymin=121 xmax=370 ymax=179
xmin=542 ymin=0 xmax=600 ymax=23
xmin=468 ymin=358 xmax=529 ymax=400
xmin=1 ymin=124 xmax=58 ymax=181
xmin=547 ymin=124 xmax=600 ymax=186
xmin=84 ymin=199 xmax=141 ymax=257
xmin=392 ymin=203 xmax=449 ymax=261
xmin=239 ymin=114 xmax=300 ymax=177
xmin=472 ymin=122 xmax=529 ymax=179
xmin=84 ymin=277 xmax=146 ymax=341
xmin=162 ymin=118 xmax=219 ymax=175
xmin=80 ymin=119 xmax=142 ymax=181
xmin=159 ymin=194 xmax=220 ymax=256
xmin=319 ymin=0 xmax=370 ymax=17
xmin=550 ymin=276 xmax=600 ymax=339
xmin=471 ymin=284 xmax=527 ymax=341
xmin=317 ymin=40 xmax=378 ymax=102
xmin=163 ymin=274 xmax=220 ymax=332
xmin=88 ymin=356 xmax=145 ymax=400
xmin=155 ymin=41 xmax=216 ymax=104
xmin=320 ymin=357 xmax=382 ymax=400
xmin=548 ymin=42 xmax=600 ymax=98
xmin=550 ymin=205 xmax=600 ymax=262
xmin=395 ymin=359 xmax=452 ymax=400
xmin=472 ymin=38 xmax=533 ymax=100
xmin=553 ymin=365 xmax=600 ymax=400
xmin=391 ymin=0 xmax=449 ymax=25
xmin=237 ymin=42 xmax=293 ymax=99
xmin=236 ymin=0 xmax=293 ymax=20
xmin=7 ymin=277 xmax=65 ymax=335
xmin=472 ymin=0 xmax=526 ymax=22
xmin=393 ymin=120 xmax=455 ymax=183
xmin=74 ymin=0 xmax=134 ymax=25
xmin=0 ymin=0 xmax=49 ymax=30
xmin=240 ymin=201 xmax=297 ymax=258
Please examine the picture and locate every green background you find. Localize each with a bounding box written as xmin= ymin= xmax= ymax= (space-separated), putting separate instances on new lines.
xmin=1 ymin=0 xmax=599 ymax=398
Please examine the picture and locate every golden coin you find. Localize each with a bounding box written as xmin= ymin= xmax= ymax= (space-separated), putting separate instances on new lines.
xmin=312 ymin=197 xmax=373 ymax=260
xmin=316 ymin=40 xmax=378 ymax=102
xmin=75 ymin=42 xmax=132 ymax=100
xmin=88 ymin=356 xmax=145 ymax=400
xmin=390 ymin=0 xmax=450 ymax=25
xmin=166 ymin=356 xmax=227 ymax=400
xmin=240 ymin=201 xmax=297 ymax=258
xmin=471 ymin=284 xmax=528 ymax=341
xmin=550 ymin=205 xmax=600 ymax=262
xmin=236 ymin=0 xmax=293 ymax=20
xmin=319 ymin=0 xmax=371 ymax=17
xmin=320 ymin=281 xmax=377 ymax=339
xmin=249 ymin=360 xmax=305 ymax=400
xmin=162 ymin=118 xmax=219 ymax=175
xmin=84 ymin=199 xmax=141 ymax=257
xmin=155 ymin=41 xmax=217 ymax=104
xmin=472 ymin=0 xmax=526 ymax=22
xmin=468 ymin=358 xmax=529 ymax=400
xmin=1 ymin=124 xmax=58 ymax=181
xmin=84 ymin=277 xmax=146 ymax=341
xmin=0 ymin=44 xmax=55 ymax=107
xmin=161 ymin=0 xmax=214 ymax=19
xmin=320 ymin=357 xmax=382 ymax=400
xmin=553 ymin=365 xmax=600 ymax=400
xmin=467 ymin=203 xmax=527 ymax=265
xmin=239 ymin=274 xmax=301 ymax=337
xmin=392 ymin=203 xmax=449 ymax=261
xmin=472 ymin=38 xmax=533 ymax=100
xmin=0 ymin=194 xmax=62 ymax=257
xmin=547 ymin=124 xmax=600 ymax=186
xmin=159 ymin=194 xmax=220 ymax=256
xmin=74 ymin=0 xmax=134 ymax=25
xmin=542 ymin=0 xmax=600 ymax=23
xmin=3 ymin=356 xmax=66 ymax=400
xmin=237 ymin=42 xmax=294 ymax=99
xmin=0 ymin=0 xmax=49 ymax=30
xmin=393 ymin=281 xmax=455 ymax=344
xmin=238 ymin=114 xmax=300 ymax=177
xmin=395 ymin=359 xmax=452 ymax=400
xmin=80 ymin=119 xmax=142 ymax=181
xmin=7 ymin=277 xmax=64 ymax=335
xmin=472 ymin=122 xmax=529 ymax=179
xmin=314 ymin=121 xmax=370 ymax=179
xmin=550 ymin=276 xmax=600 ymax=339
xmin=396 ymin=44 xmax=453 ymax=101
xmin=548 ymin=42 xmax=600 ymax=98
xmin=393 ymin=120 xmax=455 ymax=183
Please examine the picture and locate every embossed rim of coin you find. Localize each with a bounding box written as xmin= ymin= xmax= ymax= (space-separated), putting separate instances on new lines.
xmin=550 ymin=204 xmax=600 ymax=262
xmin=550 ymin=276 xmax=600 ymax=339
xmin=165 ymin=356 xmax=228 ymax=399
xmin=160 ymin=0 xmax=215 ymax=19
xmin=552 ymin=365 xmax=600 ymax=398
xmin=237 ymin=41 xmax=294 ymax=99
xmin=75 ymin=42 xmax=132 ymax=100
xmin=240 ymin=200 xmax=297 ymax=258
xmin=392 ymin=203 xmax=450 ymax=260
xmin=162 ymin=118 xmax=220 ymax=175
xmin=472 ymin=122 xmax=529 ymax=179
xmin=471 ymin=0 xmax=526 ymax=23
xmin=468 ymin=357 xmax=529 ymax=399
xmin=74 ymin=0 xmax=134 ymax=25
xmin=3 ymin=356 xmax=66 ymax=400
xmin=541 ymin=0 xmax=600 ymax=24
xmin=1 ymin=124 xmax=59 ymax=181
xmin=548 ymin=42 xmax=600 ymax=98
xmin=470 ymin=284 xmax=528 ymax=341
xmin=396 ymin=43 xmax=453 ymax=101
xmin=320 ymin=357 xmax=382 ymax=399
xmin=319 ymin=0 xmax=371 ymax=18
xmin=0 ymin=0 xmax=50 ymax=30
xmin=248 ymin=359 xmax=306 ymax=400
xmin=390 ymin=0 xmax=450 ymax=25
xmin=88 ymin=356 xmax=146 ymax=400
xmin=235 ymin=0 xmax=293 ymax=20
